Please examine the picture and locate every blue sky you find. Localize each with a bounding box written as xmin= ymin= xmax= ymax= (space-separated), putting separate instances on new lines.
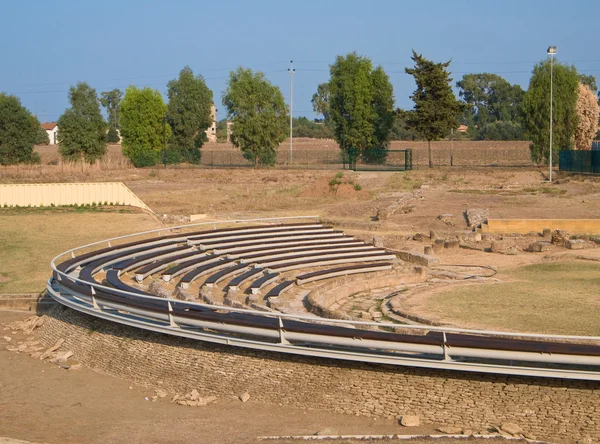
xmin=3 ymin=0 xmax=599 ymax=123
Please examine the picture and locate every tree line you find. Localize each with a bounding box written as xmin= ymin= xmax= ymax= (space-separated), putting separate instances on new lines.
xmin=1 ymin=52 xmax=599 ymax=168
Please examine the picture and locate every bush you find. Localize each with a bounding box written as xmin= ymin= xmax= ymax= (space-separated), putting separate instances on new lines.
xmin=107 ymin=126 xmax=120 ymax=143
xmin=129 ymin=149 xmax=160 ymax=168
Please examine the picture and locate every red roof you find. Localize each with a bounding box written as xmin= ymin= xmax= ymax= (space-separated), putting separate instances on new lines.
xmin=41 ymin=122 xmax=57 ymax=130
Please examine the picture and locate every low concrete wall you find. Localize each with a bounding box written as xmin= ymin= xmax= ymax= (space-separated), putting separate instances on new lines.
xmin=484 ymin=219 xmax=600 ymax=235
xmin=36 ymin=305 xmax=599 ymax=442
xmin=0 ymin=182 xmax=150 ymax=211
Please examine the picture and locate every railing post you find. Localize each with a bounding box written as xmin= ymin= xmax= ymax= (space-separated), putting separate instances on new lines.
xmin=442 ymin=331 xmax=449 ymax=361
xmin=90 ymin=286 xmax=100 ymax=310
xmin=167 ymin=300 xmax=177 ymax=327
xmin=278 ymin=316 xmax=289 ymax=345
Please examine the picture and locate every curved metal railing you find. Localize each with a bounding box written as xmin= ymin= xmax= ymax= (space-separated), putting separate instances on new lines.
xmin=47 ymin=216 xmax=600 ymax=381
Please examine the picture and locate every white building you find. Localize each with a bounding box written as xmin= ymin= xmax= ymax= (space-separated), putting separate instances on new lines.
xmin=41 ymin=122 xmax=58 ymax=145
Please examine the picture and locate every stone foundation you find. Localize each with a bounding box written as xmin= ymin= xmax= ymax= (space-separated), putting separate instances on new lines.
xmin=36 ymin=305 xmax=600 ymax=442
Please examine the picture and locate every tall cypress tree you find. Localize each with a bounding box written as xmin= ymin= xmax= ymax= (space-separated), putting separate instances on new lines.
xmin=405 ymin=51 xmax=466 ymax=168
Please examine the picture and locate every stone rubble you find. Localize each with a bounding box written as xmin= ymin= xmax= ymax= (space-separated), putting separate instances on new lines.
xmin=169 ymin=389 xmax=217 ymax=407
xmin=465 ymin=208 xmax=489 ymax=228
xmin=239 ymin=392 xmax=251 ymax=403
xmin=436 ymin=426 xmax=463 ymax=434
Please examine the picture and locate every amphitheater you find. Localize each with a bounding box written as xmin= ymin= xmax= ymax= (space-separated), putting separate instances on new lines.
xmin=37 ymin=215 xmax=600 ymax=442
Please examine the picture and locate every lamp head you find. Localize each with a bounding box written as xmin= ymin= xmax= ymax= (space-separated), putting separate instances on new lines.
xmin=547 ymin=46 xmax=557 ymax=55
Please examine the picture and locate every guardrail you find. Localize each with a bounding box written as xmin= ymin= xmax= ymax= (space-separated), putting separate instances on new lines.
xmin=47 ymin=216 xmax=600 ymax=382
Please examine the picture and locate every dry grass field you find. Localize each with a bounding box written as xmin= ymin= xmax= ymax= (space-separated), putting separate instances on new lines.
xmin=419 ymin=261 xmax=600 ymax=335
xmin=0 ymin=208 xmax=161 ymax=294
xmin=0 ymin=139 xmax=532 ymax=180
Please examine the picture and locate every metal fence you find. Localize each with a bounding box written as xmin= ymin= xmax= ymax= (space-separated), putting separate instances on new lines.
xmin=559 ymin=150 xmax=600 ymax=175
xmin=347 ymin=149 xmax=413 ymax=172
xmin=592 ymin=141 xmax=600 ymax=151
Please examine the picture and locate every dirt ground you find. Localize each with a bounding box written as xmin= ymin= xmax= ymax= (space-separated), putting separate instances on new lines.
xmin=0 ymin=310 xmax=475 ymax=444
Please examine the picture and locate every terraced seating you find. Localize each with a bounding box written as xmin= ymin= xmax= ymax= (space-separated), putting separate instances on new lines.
xmin=187 ymin=224 xmax=330 ymax=244
xmin=232 ymin=244 xmax=376 ymax=262
xmin=161 ymin=254 xmax=220 ymax=282
xmin=178 ymin=258 xmax=235 ymax=288
xmin=112 ymin=245 xmax=192 ymax=273
xmin=135 ymin=250 xmax=207 ymax=282
xmin=296 ymin=263 xmax=393 ymax=285
xmin=247 ymin=272 xmax=280 ymax=294
xmin=105 ymin=269 xmax=149 ymax=296
xmin=214 ymin=236 xmax=358 ymax=255
xmin=264 ymin=251 xmax=396 ymax=272
xmin=265 ymin=280 xmax=295 ymax=298
xmin=203 ymin=263 xmax=249 ymax=287
xmin=225 ymin=267 xmax=265 ymax=290
xmin=193 ymin=231 xmax=345 ymax=250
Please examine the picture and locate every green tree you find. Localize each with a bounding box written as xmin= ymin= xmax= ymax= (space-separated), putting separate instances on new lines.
xmin=120 ymin=86 xmax=172 ymax=167
xmin=327 ymin=52 xmax=395 ymax=164
xmin=521 ymin=59 xmax=579 ymax=164
xmin=32 ymin=116 xmax=50 ymax=145
xmin=100 ymin=88 xmax=123 ymax=143
xmin=579 ymin=74 xmax=598 ymax=93
xmin=0 ymin=93 xmax=41 ymax=165
xmin=405 ymin=51 xmax=466 ymax=167
xmin=166 ymin=66 xmax=213 ymax=164
xmin=391 ymin=110 xmax=419 ymax=140
xmin=222 ymin=67 xmax=287 ymax=167
xmin=57 ymin=83 xmax=107 ymax=163
xmin=456 ymin=73 xmax=524 ymax=135
xmin=292 ymin=117 xmax=334 ymax=138
xmin=215 ymin=118 xmax=228 ymax=142
xmin=311 ymin=83 xmax=331 ymax=126
xmin=477 ymin=121 xmax=524 ymax=141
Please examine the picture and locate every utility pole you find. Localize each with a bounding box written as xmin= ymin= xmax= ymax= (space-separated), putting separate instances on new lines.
xmin=163 ymin=116 xmax=167 ymax=168
xmin=288 ymin=60 xmax=295 ymax=163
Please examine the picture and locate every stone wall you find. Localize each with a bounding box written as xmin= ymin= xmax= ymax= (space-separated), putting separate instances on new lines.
xmin=37 ymin=305 xmax=599 ymax=442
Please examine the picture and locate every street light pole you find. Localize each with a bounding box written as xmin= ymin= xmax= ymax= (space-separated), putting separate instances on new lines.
xmin=547 ymin=46 xmax=557 ymax=182
xmin=288 ymin=60 xmax=295 ymax=164
xmin=163 ymin=116 xmax=167 ymax=168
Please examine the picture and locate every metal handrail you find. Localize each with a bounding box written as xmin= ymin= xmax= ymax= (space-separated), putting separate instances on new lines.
xmin=48 ymin=216 xmax=600 ymax=344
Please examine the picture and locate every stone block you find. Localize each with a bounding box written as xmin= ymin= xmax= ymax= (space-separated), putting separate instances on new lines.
xmin=398 ymin=251 xmax=438 ymax=267
xmin=465 ymin=208 xmax=489 ymax=228
xmin=399 ymin=415 xmax=420 ymax=427
xmin=491 ymin=239 xmax=518 ymax=254
xmin=527 ymin=241 xmax=552 ymax=252
xmin=566 ymin=239 xmax=587 ymax=250
xmin=437 ymin=426 xmax=463 ymax=434
xmin=373 ymin=236 xmax=384 ymax=248
xmin=444 ymin=239 xmax=460 ymax=249
xmin=500 ymin=422 xmax=522 ymax=436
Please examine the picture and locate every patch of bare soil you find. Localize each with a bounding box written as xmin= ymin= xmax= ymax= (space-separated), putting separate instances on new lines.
xmin=0 ymin=311 xmax=444 ymax=444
